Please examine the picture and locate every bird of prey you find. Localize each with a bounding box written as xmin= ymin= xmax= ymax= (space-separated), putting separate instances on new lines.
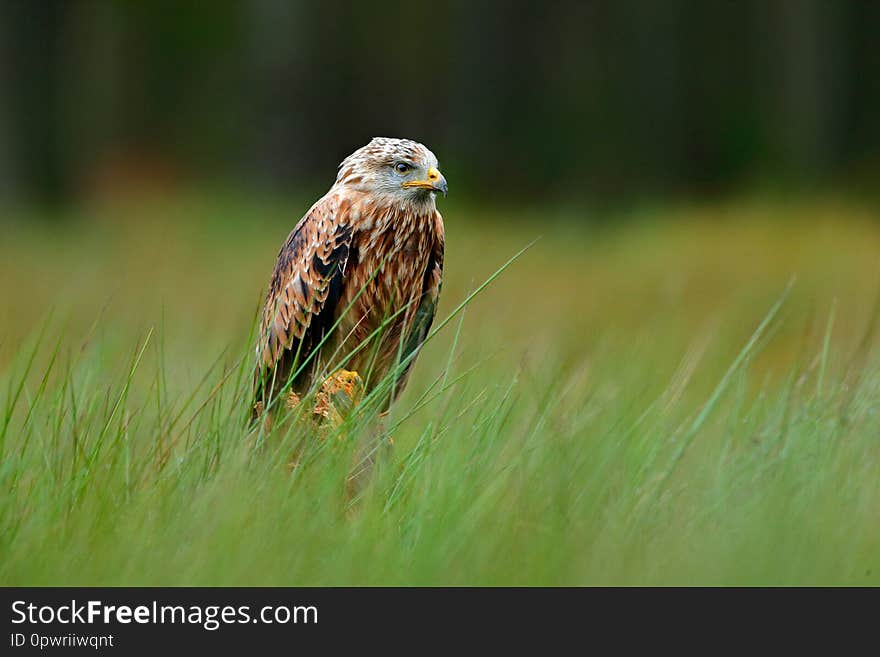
xmin=251 ymin=137 xmax=447 ymax=424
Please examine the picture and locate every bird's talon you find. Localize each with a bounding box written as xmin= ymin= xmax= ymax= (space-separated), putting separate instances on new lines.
xmin=313 ymin=369 xmax=364 ymax=425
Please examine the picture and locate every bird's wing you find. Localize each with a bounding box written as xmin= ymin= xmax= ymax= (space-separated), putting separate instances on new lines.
xmin=391 ymin=211 xmax=445 ymax=399
xmin=254 ymin=192 xmax=355 ymax=404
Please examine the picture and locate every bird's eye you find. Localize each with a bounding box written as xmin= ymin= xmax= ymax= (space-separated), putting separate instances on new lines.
xmin=394 ymin=162 xmax=411 ymax=174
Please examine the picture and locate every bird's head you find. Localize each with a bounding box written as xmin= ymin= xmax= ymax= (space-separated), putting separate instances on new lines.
xmin=334 ymin=137 xmax=448 ymax=205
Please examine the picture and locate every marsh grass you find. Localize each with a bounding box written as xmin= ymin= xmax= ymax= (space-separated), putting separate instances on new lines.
xmin=1 ymin=194 xmax=879 ymax=585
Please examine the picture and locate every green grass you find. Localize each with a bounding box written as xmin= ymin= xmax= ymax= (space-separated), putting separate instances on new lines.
xmin=1 ymin=193 xmax=879 ymax=585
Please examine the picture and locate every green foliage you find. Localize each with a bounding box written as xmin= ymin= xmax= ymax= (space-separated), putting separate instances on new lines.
xmin=1 ymin=195 xmax=879 ymax=585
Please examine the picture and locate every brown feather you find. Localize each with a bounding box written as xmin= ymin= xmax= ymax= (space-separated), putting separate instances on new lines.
xmin=252 ymin=144 xmax=445 ymax=421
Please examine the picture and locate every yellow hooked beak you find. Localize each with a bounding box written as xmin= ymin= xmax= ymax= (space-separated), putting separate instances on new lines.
xmin=402 ymin=166 xmax=448 ymax=196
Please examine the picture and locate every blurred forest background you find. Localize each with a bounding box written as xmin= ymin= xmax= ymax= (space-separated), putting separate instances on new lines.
xmin=1 ymin=0 xmax=879 ymax=208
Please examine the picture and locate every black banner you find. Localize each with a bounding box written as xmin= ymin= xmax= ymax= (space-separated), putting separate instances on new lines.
xmin=0 ymin=587 xmax=873 ymax=652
